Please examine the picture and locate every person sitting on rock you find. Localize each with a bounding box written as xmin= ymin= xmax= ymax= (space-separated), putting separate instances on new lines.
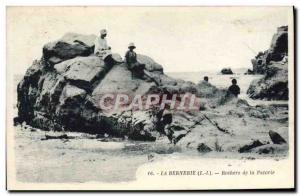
xmin=94 ymin=29 xmax=122 ymax=66
xmin=228 ymin=79 xmax=240 ymax=97
xmin=125 ymin=42 xmax=146 ymax=78
xmin=94 ymin=29 xmax=111 ymax=59
xmin=125 ymin=43 xmax=161 ymax=85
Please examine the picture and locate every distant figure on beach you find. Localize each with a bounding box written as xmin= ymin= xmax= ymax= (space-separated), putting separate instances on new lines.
xmin=203 ymin=76 xmax=209 ymax=83
xmin=228 ymin=79 xmax=240 ymax=97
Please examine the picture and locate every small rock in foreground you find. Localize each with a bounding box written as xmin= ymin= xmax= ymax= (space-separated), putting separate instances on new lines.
xmin=269 ymin=130 xmax=287 ymax=144
xmin=197 ymin=143 xmax=212 ymax=153
xmin=238 ymin=140 xmax=264 ymax=153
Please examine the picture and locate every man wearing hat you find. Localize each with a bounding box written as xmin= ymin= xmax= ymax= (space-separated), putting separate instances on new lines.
xmin=125 ymin=43 xmax=160 ymax=85
xmin=94 ymin=29 xmax=112 ymax=60
xmin=125 ymin=42 xmax=145 ymax=78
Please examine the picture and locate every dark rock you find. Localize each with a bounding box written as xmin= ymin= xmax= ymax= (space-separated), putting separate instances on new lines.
xmin=247 ymin=62 xmax=288 ymax=100
xmin=258 ymin=146 xmax=275 ymax=154
xmin=238 ymin=140 xmax=264 ymax=153
xmin=251 ymin=51 xmax=269 ymax=75
xmin=17 ymin=60 xmax=43 ymax=123
xmin=43 ymin=33 xmax=96 ymax=66
xmin=269 ymin=130 xmax=287 ymax=144
xmin=244 ymin=69 xmax=254 ymax=75
xmin=13 ymin=116 xmax=21 ymax=126
xmin=41 ymin=134 xmax=75 ymax=140
xmin=197 ymin=143 xmax=212 ymax=153
xmin=247 ymin=26 xmax=288 ymax=100
xmin=221 ymin=68 xmax=233 ymax=75
xmin=253 ymin=143 xmax=288 ymax=154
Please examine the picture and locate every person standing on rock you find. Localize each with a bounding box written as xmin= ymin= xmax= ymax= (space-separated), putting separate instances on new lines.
xmin=227 ymin=79 xmax=240 ymax=97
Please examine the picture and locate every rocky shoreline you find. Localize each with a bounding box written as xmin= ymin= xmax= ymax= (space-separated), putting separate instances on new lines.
xmin=15 ymin=27 xmax=289 ymax=156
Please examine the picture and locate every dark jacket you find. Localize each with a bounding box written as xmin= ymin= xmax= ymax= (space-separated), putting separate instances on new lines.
xmin=228 ymin=84 xmax=240 ymax=97
xmin=125 ymin=50 xmax=137 ymax=65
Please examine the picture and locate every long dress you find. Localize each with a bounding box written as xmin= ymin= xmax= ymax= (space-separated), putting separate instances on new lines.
xmin=94 ymin=37 xmax=112 ymax=59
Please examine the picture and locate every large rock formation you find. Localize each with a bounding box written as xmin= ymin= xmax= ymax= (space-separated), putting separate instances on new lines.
xmin=247 ymin=26 xmax=288 ymax=100
xmin=250 ymin=26 xmax=288 ymax=75
xmin=17 ymin=33 xmax=224 ymax=141
xmin=16 ymin=31 xmax=289 ymax=157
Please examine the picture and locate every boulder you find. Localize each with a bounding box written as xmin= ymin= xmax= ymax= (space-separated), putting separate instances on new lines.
xmin=17 ymin=33 xmax=208 ymax=141
xmin=43 ymin=33 xmax=96 ymax=65
xmin=197 ymin=143 xmax=212 ymax=153
xmin=251 ymin=51 xmax=269 ymax=74
xmin=247 ymin=61 xmax=288 ymax=100
xmin=269 ymin=130 xmax=287 ymax=144
xmin=238 ymin=140 xmax=264 ymax=153
xmin=269 ymin=26 xmax=288 ymax=61
xmin=220 ymin=68 xmax=233 ymax=75
xmin=59 ymin=84 xmax=87 ymax=105
xmin=17 ymin=60 xmax=43 ymax=122
xmin=244 ymin=69 xmax=254 ymax=75
xmin=54 ymin=56 xmax=107 ymax=91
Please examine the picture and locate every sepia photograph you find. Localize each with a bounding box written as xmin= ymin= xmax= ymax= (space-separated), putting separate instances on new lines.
xmin=6 ymin=6 xmax=295 ymax=190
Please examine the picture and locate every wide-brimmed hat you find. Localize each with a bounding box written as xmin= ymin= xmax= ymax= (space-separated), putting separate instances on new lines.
xmin=128 ymin=42 xmax=136 ymax=49
xmin=100 ymin=29 xmax=107 ymax=35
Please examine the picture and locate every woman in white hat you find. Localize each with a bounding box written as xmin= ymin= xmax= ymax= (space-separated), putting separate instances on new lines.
xmin=94 ymin=29 xmax=112 ymax=59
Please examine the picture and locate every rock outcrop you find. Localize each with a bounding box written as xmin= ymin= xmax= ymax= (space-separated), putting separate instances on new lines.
xmin=238 ymin=140 xmax=264 ymax=153
xmin=220 ymin=68 xmax=233 ymax=75
xmin=247 ymin=26 xmax=289 ymax=100
xmin=16 ymin=32 xmax=289 ymax=157
xmin=17 ymin=33 xmax=223 ymax=141
xmin=269 ymin=130 xmax=287 ymax=144
xmin=250 ymin=26 xmax=288 ymax=75
xmin=43 ymin=33 xmax=97 ymax=65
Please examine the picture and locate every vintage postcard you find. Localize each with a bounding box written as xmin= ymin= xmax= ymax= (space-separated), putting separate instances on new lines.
xmin=6 ymin=6 xmax=295 ymax=190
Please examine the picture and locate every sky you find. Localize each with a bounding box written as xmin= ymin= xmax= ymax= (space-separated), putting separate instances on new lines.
xmin=7 ymin=7 xmax=292 ymax=75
